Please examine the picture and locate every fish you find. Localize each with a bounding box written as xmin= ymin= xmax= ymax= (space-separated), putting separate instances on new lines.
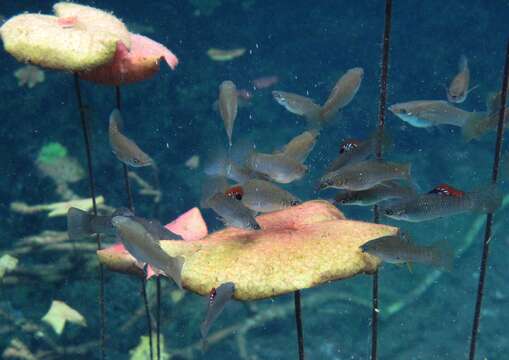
xmin=241 ymin=179 xmax=301 ymax=213
xmin=447 ymin=55 xmax=476 ymax=103
xmin=333 ymin=180 xmax=417 ymax=206
xmin=275 ymin=129 xmax=319 ymax=163
xmin=246 ymin=152 xmax=308 ymax=184
xmin=200 ymin=282 xmax=235 ymax=346
xmin=203 ymin=191 xmax=261 ymax=230
xmin=67 ymin=207 xmax=182 ymax=240
xmin=207 ymin=48 xmax=246 ymax=61
xmin=204 ymin=148 xmax=269 ymax=184
xmin=218 ymin=80 xmax=238 ymax=147
xmin=320 ymin=67 xmax=364 ymax=121
xmin=272 ymin=91 xmax=321 ymax=122
xmin=360 ymin=233 xmax=453 ymax=269
xmin=67 ymin=207 xmax=116 ymax=239
xmin=388 ymin=100 xmax=478 ymax=128
xmin=318 ymin=160 xmax=411 ymax=191
xmin=381 ymin=185 xmax=501 ymax=222
xmin=109 ymin=109 xmax=153 ymax=167
xmin=325 ymin=132 xmax=389 ymax=173
xmin=111 ymin=216 xmax=185 ymax=288
xmin=252 ymin=75 xmax=279 ymax=89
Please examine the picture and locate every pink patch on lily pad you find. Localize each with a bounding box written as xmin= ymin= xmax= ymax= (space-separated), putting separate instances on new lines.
xmin=165 ymin=207 xmax=208 ymax=241
xmin=103 ymin=242 xmax=158 ymax=280
xmin=79 ymin=33 xmax=178 ymax=85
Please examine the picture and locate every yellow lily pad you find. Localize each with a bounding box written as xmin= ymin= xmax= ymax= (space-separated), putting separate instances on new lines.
xmin=0 ymin=3 xmax=130 ymax=71
xmin=41 ymin=300 xmax=87 ymax=335
xmin=98 ymin=201 xmax=398 ymax=300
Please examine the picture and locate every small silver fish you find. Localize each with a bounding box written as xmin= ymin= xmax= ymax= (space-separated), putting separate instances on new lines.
xmin=360 ymin=233 xmax=453 ymax=269
xmin=381 ymin=186 xmax=501 ymax=222
xmin=205 ymin=192 xmax=261 ymax=230
xmin=242 ymin=179 xmax=301 ymax=213
xmin=67 ymin=207 xmax=116 ymax=239
xmin=319 ymin=160 xmax=411 ymax=191
xmin=447 ymin=55 xmax=476 ymax=103
xmin=219 ymin=80 xmax=238 ymax=147
xmin=109 ymin=109 xmax=153 ymax=167
xmin=334 ymin=180 xmax=417 ymax=206
xmin=200 ymin=282 xmax=235 ymax=344
xmin=111 ymin=216 xmax=185 ymax=288
xmin=325 ymin=132 xmax=389 ymax=173
xmin=247 ymin=152 xmax=307 ymax=184
xmin=67 ymin=207 xmax=182 ymax=240
xmin=275 ymin=129 xmax=319 ymax=163
xmin=320 ymin=67 xmax=364 ymax=121
xmin=272 ymin=91 xmax=321 ymax=122
xmin=389 ymin=100 xmax=478 ymax=128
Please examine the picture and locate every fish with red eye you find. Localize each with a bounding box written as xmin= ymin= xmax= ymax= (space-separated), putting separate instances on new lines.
xmin=339 ymin=139 xmax=361 ymax=154
xmin=428 ymin=184 xmax=465 ymax=197
xmin=225 ymin=185 xmax=244 ymax=200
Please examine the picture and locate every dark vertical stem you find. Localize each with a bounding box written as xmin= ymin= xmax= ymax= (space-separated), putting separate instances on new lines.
xmin=371 ymin=1 xmax=393 ymax=360
xmin=294 ymin=290 xmax=304 ymax=360
xmin=74 ymin=73 xmax=105 ymax=360
xmin=156 ymin=277 xmax=161 ymax=360
xmin=142 ymin=277 xmax=154 ymax=360
xmin=468 ymin=39 xmax=509 ymax=360
xmin=115 ymin=86 xmax=153 ymax=360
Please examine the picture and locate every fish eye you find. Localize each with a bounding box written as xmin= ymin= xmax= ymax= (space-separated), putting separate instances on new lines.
xmin=133 ymin=158 xmax=140 ymax=164
xmin=384 ymin=209 xmax=394 ymax=216
xmin=290 ymin=200 xmax=301 ymax=206
xmin=234 ymin=193 xmax=243 ymax=201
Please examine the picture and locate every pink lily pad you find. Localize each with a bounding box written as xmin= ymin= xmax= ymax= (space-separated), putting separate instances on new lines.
xmin=165 ymin=207 xmax=208 ymax=241
xmin=79 ymin=33 xmax=178 ymax=85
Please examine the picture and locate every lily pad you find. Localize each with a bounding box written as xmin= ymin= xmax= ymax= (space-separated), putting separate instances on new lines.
xmin=98 ymin=200 xmax=398 ymax=300
xmin=41 ymin=300 xmax=87 ymax=335
xmin=0 ymin=3 xmax=130 ymax=71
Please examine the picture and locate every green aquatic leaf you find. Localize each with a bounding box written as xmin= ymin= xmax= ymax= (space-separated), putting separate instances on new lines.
xmin=0 ymin=254 xmax=18 ymax=279
xmin=41 ymin=300 xmax=87 ymax=335
xmin=129 ymin=335 xmax=169 ymax=360
xmin=37 ymin=142 xmax=68 ymax=165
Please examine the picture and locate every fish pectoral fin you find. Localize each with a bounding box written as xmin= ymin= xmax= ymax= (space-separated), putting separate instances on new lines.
xmin=406 ymin=262 xmax=413 ymax=273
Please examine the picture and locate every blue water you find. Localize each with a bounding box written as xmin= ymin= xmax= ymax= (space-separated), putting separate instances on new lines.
xmin=1 ymin=1 xmax=508 ymax=359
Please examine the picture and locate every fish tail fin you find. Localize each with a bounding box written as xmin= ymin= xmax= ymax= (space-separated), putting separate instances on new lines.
xmin=109 ymin=108 xmax=124 ymax=132
xmin=430 ymin=240 xmax=454 ymax=271
xmin=164 ymin=255 xmax=185 ymax=290
xmin=67 ymin=207 xmax=93 ymax=239
xmin=458 ymin=55 xmax=468 ymax=72
xmin=461 ymin=112 xmax=489 ymax=142
xmin=471 ymin=185 xmax=502 ymax=213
